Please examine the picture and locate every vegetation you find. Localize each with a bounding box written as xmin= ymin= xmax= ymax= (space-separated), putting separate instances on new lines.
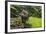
xmin=10 ymin=5 xmax=42 ymax=29
xmin=26 ymin=17 xmax=42 ymax=28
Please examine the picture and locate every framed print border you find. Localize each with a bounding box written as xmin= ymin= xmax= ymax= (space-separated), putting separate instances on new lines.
xmin=5 ymin=1 xmax=45 ymax=33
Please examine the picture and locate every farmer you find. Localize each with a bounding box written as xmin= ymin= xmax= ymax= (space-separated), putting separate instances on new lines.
xmin=19 ymin=9 xmax=29 ymax=28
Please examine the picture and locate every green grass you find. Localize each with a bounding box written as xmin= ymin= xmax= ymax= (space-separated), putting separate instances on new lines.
xmin=26 ymin=17 xmax=42 ymax=28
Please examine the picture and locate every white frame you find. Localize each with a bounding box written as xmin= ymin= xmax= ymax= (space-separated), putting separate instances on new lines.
xmin=7 ymin=1 xmax=45 ymax=32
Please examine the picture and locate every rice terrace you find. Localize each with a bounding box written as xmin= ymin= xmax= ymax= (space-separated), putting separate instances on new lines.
xmin=10 ymin=5 xmax=42 ymax=29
